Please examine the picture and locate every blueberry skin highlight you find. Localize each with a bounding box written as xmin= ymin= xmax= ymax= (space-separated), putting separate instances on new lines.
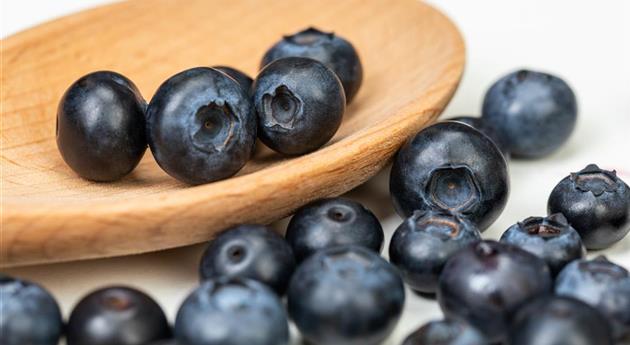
xmin=56 ymin=71 xmax=147 ymax=181
xmin=0 ymin=275 xmax=63 ymax=345
xmin=174 ymin=278 xmax=289 ymax=345
xmin=437 ymin=240 xmax=553 ymax=343
xmin=389 ymin=208 xmax=481 ymax=293
xmin=253 ymin=57 xmax=345 ymax=155
xmin=199 ymin=224 xmax=296 ymax=295
xmin=287 ymin=245 xmax=405 ymax=345
xmin=548 ymin=164 xmax=630 ymax=250
xmin=212 ymin=66 xmax=253 ymax=93
xmin=555 ymin=256 xmax=630 ymax=340
xmin=261 ymin=27 xmax=363 ymax=103
xmin=390 ymin=121 xmax=509 ymax=231
xmin=509 ymin=296 xmax=613 ymax=345
xmin=481 ymin=69 xmax=577 ymax=158
xmin=147 ymin=67 xmax=256 ymax=185
xmin=66 ymin=286 xmax=170 ymax=345
xmin=401 ymin=319 xmax=488 ymax=345
xmin=448 ymin=116 xmax=509 ymax=158
xmin=286 ymin=197 xmax=384 ymax=262
xmin=500 ymin=213 xmax=585 ymax=276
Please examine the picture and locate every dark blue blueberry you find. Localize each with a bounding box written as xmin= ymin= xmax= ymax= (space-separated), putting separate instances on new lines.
xmin=285 ymin=197 xmax=384 ymax=262
xmin=390 ymin=121 xmax=509 ymax=231
xmin=147 ymin=67 xmax=256 ymax=185
xmin=389 ymin=208 xmax=481 ymax=293
xmin=447 ymin=116 xmax=509 ymax=158
xmin=548 ymin=164 xmax=630 ymax=249
xmin=253 ymin=57 xmax=345 ymax=155
xmin=437 ymin=240 xmax=552 ymax=343
xmin=499 ymin=213 xmax=585 ymax=276
xmin=261 ymin=27 xmax=362 ymax=103
xmin=287 ymin=245 xmax=405 ymax=345
xmin=66 ymin=286 xmax=170 ymax=345
xmin=401 ymin=319 xmax=488 ymax=345
xmin=509 ymin=296 xmax=613 ymax=345
xmin=0 ymin=275 xmax=63 ymax=345
xmin=199 ymin=224 xmax=296 ymax=295
xmin=481 ymin=69 xmax=577 ymax=158
xmin=174 ymin=278 xmax=289 ymax=345
xmin=555 ymin=256 xmax=630 ymax=340
xmin=212 ymin=66 xmax=253 ymax=93
xmin=56 ymin=71 xmax=147 ymax=181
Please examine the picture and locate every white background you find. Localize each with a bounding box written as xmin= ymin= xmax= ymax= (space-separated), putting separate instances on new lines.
xmin=2 ymin=1 xmax=630 ymax=344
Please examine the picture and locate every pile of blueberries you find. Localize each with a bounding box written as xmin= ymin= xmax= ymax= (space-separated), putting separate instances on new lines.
xmin=55 ymin=27 xmax=361 ymax=184
xmin=3 ymin=26 xmax=630 ymax=345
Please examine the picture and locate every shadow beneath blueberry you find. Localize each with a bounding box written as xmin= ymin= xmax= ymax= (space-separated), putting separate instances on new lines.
xmin=413 ymin=290 xmax=437 ymax=300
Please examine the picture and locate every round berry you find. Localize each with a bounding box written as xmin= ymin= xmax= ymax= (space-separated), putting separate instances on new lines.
xmin=174 ymin=278 xmax=289 ymax=345
xmin=548 ymin=164 xmax=630 ymax=249
xmin=555 ymin=256 xmax=630 ymax=340
xmin=481 ymin=69 xmax=577 ymax=158
xmin=286 ymin=197 xmax=384 ymax=262
xmin=0 ymin=275 xmax=63 ymax=345
xmin=390 ymin=121 xmax=509 ymax=231
xmin=253 ymin=57 xmax=345 ymax=155
xmin=287 ymin=245 xmax=405 ymax=345
xmin=509 ymin=296 xmax=613 ymax=345
xmin=447 ymin=116 xmax=509 ymax=158
xmin=66 ymin=286 xmax=170 ymax=345
xmin=56 ymin=71 xmax=147 ymax=181
xmin=147 ymin=67 xmax=256 ymax=185
xmin=213 ymin=66 xmax=253 ymax=93
xmin=389 ymin=208 xmax=481 ymax=293
xmin=402 ymin=319 xmax=487 ymax=345
xmin=199 ymin=224 xmax=296 ymax=295
xmin=261 ymin=27 xmax=362 ymax=103
xmin=500 ymin=213 xmax=585 ymax=275
xmin=437 ymin=241 xmax=552 ymax=343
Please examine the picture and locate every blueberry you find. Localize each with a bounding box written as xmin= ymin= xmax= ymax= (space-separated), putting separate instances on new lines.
xmin=447 ymin=116 xmax=510 ymax=158
xmin=401 ymin=319 xmax=487 ymax=345
xmin=389 ymin=208 xmax=481 ymax=293
xmin=509 ymin=296 xmax=613 ymax=345
xmin=213 ymin=66 xmax=253 ymax=93
xmin=174 ymin=278 xmax=289 ymax=345
xmin=147 ymin=67 xmax=256 ymax=185
xmin=548 ymin=164 xmax=630 ymax=249
xmin=285 ymin=197 xmax=384 ymax=262
xmin=390 ymin=121 xmax=509 ymax=231
xmin=481 ymin=69 xmax=577 ymax=158
xmin=437 ymin=240 xmax=552 ymax=343
xmin=261 ymin=27 xmax=362 ymax=103
xmin=66 ymin=286 xmax=170 ymax=345
xmin=199 ymin=224 xmax=296 ymax=295
xmin=0 ymin=275 xmax=63 ymax=345
xmin=56 ymin=71 xmax=147 ymax=181
xmin=287 ymin=245 xmax=405 ymax=345
xmin=499 ymin=213 xmax=585 ymax=276
xmin=555 ymin=256 xmax=630 ymax=340
xmin=253 ymin=57 xmax=345 ymax=155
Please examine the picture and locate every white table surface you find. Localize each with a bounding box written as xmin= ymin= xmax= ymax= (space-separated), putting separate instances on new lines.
xmin=2 ymin=1 xmax=630 ymax=344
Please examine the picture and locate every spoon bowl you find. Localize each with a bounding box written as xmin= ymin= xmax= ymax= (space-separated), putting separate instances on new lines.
xmin=0 ymin=0 xmax=464 ymax=266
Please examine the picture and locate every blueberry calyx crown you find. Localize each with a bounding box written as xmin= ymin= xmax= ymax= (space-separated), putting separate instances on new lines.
xmin=409 ymin=208 xmax=468 ymax=239
xmin=262 ymin=85 xmax=302 ymax=130
xmin=326 ymin=204 xmax=355 ymax=223
xmin=100 ymin=290 xmax=134 ymax=311
xmin=517 ymin=213 xmax=569 ymax=238
xmin=570 ymin=164 xmax=619 ymax=196
xmin=191 ymin=100 xmax=237 ymax=153
xmin=425 ymin=164 xmax=481 ymax=214
xmin=578 ymin=255 xmax=629 ymax=279
xmin=284 ymin=27 xmax=334 ymax=45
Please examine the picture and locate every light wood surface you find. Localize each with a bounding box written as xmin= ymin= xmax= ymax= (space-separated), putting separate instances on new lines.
xmin=0 ymin=0 xmax=465 ymax=266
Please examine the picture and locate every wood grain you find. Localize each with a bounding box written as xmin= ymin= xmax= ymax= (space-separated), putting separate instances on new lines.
xmin=0 ymin=0 xmax=465 ymax=266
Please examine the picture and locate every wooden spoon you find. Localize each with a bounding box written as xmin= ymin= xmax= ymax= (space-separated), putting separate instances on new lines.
xmin=0 ymin=0 xmax=464 ymax=266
